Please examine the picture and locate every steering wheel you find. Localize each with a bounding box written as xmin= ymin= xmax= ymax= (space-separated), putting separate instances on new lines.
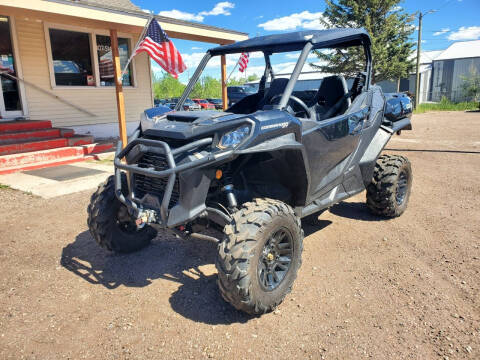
xmin=269 ymin=94 xmax=312 ymax=119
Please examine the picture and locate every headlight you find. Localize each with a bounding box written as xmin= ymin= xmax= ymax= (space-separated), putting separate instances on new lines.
xmin=218 ymin=125 xmax=251 ymax=149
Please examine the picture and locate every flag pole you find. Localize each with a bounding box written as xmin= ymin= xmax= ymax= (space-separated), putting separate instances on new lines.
xmin=111 ymin=28 xmax=128 ymax=149
xmin=225 ymin=60 xmax=239 ymax=85
xmin=119 ymin=15 xmax=153 ymax=81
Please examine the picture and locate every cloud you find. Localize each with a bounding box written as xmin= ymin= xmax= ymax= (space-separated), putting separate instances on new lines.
xmin=284 ymin=52 xmax=319 ymax=59
xmin=433 ymin=28 xmax=450 ymax=36
xmin=191 ymin=46 xmax=202 ymax=50
xmin=447 ymin=26 xmax=480 ymax=40
xmin=248 ymin=52 xmax=265 ymax=59
xmin=159 ymin=2 xmax=235 ymax=23
xmin=391 ymin=6 xmax=402 ymax=11
xmin=158 ymin=9 xmax=204 ymax=22
xmin=199 ymin=2 xmax=234 ymax=16
xmin=258 ymin=11 xmax=326 ymax=31
xmin=181 ymin=52 xmax=238 ymax=69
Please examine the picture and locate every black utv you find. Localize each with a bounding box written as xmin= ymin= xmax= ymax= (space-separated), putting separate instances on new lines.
xmin=87 ymin=29 xmax=413 ymax=315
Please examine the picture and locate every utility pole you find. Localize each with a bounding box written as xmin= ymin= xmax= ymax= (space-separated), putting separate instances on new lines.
xmin=414 ymin=12 xmax=423 ymax=108
xmin=414 ymin=9 xmax=437 ymax=108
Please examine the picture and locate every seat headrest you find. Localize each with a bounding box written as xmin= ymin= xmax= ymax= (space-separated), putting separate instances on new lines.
xmin=316 ymin=75 xmax=348 ymax=107
xmin=265 ymin=78 xmax=289 ymax=101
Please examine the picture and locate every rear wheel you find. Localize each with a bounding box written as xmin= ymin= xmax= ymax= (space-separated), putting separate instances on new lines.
xmin=216 ymin=198 xmax=303 ymax=315
xmin=366 ymin=154 xmax=412 ymax=217
xmin=87 ymin=175 xmax=157 ymax=253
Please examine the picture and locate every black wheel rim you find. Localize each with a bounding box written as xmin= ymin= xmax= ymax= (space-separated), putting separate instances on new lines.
xmin=396 ymin=171 xmax=408 ymax=205
xmin=258 ymin=228 xmax=294 ymax=291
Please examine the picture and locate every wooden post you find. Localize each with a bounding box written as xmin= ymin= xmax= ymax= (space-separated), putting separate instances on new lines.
xmin=110 ymin=29 xmax=128 ymax=148
xmin=221 ymin=54 xmax=228 ymax=110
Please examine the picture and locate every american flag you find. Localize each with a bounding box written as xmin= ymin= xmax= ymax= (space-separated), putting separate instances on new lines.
xmin=238 ymin=52 xmax=249 ymax=73
xmin=134 ymin=19 xmax=186 ymax=78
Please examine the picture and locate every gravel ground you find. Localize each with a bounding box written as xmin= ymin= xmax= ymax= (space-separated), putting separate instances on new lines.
xmin=0 ymin=111 xmax=479 ymax=359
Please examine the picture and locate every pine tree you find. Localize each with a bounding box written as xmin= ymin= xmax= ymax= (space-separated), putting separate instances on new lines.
xmin=312 ymin=0 xmax=415 ymax=83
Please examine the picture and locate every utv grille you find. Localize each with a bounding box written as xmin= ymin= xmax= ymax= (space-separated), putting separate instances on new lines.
xmin=144 ymin=136 xmax=191 ymax=149
xmin=133 ymin=152 xmax=180 ymax=209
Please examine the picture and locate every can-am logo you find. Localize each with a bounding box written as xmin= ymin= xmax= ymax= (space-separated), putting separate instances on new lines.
xmin=261 ymin=122 xmax=289 ymax=130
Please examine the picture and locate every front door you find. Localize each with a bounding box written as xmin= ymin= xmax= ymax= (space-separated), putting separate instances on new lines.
xmin=302 ymin=103 xmax=369 ymax=200
xmin=0 ymin=15 xmax=23 ymax=119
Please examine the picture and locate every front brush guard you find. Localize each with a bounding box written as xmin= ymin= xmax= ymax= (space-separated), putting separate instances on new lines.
xmin=114 ymin=131 xmax=232 ymax=227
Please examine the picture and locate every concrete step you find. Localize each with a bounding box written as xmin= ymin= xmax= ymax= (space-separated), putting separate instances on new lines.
xmin=0 ymin=120 xmax=52 ymax=134
xmin=0 ymin=128 xmax=62 ymax=144
xmin=0 ymin=135 xmax=94 ymax=156
xmin=0 ymin=155 xmax=97 ymax=175
xmin=0 ymin=143 xmax=114 ymax=174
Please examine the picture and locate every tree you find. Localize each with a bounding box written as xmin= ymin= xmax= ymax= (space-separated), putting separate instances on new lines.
xmin=227 ymin=77 xmax=246 ymax=86
xmin=461 ymin=65 xmax=480 ymax=108
xmin=312 ymin=0 xmax=415 ymax=83
xmin=191 ymin=76 xmax=222 ymax=98
xmin=152 ymin=73 xmax=185 ymax=99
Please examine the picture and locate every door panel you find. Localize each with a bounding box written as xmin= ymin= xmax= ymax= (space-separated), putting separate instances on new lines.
xmin=302 ymin=107 xmax=369 ymax=198
xmin=0 ymin=15 xmax=22 ymax=118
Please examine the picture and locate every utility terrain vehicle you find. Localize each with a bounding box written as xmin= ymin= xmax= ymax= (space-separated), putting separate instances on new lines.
xmin=88 ymin=29 xmax=413 ymax=315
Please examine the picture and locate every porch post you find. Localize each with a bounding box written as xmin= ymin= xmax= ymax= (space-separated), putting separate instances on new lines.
xmin=221 ymin=54 xmax=227 ymax=110
xmin=110 ymin=29 xmax=128 ymax=148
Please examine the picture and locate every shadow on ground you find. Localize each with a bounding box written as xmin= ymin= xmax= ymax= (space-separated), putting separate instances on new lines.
xmin=329 ymin=201 xmax=384 ymax=222
xmin=385 ymin=147 xmax=480 ymax=154
xmin=60 ymin=230 xmax=253 ymax=325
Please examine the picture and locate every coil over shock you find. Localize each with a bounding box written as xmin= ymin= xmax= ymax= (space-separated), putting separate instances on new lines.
xmin=221 ymin=168 xmax=238 ymax=210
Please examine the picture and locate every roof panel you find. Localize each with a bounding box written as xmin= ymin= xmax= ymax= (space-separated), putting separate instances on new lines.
xmin=209 ymin=28 xmax=370 ymax=55
xmin=435 ymin=40 xmax=480 ymax=61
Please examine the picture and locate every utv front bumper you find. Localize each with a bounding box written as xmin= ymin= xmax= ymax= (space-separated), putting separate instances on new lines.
xmin=113 ymin=130 xmax=232 ymax=228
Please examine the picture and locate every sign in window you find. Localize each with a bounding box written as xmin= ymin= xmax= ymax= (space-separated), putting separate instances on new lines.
xmin=96 ymin=35 xmax=132 ymax=87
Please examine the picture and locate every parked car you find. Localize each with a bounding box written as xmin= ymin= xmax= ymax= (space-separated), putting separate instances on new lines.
xmin=193 ymin=99 xmax=215 ymax=110
xmin=227 ymin=85 xmax=257 ymax=106
xmin=207 ymin=98 xmax=223 ymax=110
xmin=88 ymin=28 xmax=413 ymax=316
xmin=154 ymin=99 xmax=167 ymax=107
xmin=164 ymin=102 xmax=176 ymax=110
xmin=183 ymin=99 xmax=201 ymax=111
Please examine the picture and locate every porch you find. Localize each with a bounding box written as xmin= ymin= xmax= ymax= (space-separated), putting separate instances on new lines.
xmin=0 ymin=0 xmax=247 ymax=173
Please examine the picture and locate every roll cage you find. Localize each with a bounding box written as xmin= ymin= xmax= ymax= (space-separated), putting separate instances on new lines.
xmin=175 ymin=28 xmax=372 ymax=113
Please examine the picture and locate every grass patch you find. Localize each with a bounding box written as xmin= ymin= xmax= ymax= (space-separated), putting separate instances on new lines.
xmin=415 ymin=97 xmax=479 ymax=114
xmin=87 ymin=157 xmax=114 ymax=165
xmin=0 ymin=183 xmax=11 ymax=189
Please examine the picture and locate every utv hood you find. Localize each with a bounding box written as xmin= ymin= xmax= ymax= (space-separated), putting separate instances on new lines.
xmin=141 ymin=110 xmax=251 ymax=140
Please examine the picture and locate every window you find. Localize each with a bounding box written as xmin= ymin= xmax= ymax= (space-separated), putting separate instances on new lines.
xmin=49 ymin=29 xmax=93 ymax=86
xmin=96 ymin=35 xmax=132 ymax=86
xmin=47 ymin=25 xmax=135 ymax=87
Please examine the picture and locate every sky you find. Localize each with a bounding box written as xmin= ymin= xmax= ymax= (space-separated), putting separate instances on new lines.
xmin=131 ymin=0 xmax=480 ymax=83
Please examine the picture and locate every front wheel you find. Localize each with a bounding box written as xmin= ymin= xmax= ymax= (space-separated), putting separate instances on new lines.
xmin=87 ymin=175 xmax=157 ymax=253
xmin=216 ymin=198 xmax=303 ymax=315
xmin=366 ymin=154 xmax=412 ymax=217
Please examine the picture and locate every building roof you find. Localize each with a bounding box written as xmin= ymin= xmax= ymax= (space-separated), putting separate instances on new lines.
xmin=434 ymin=40 xmax=480 ymax=61
xmin=74 ymin=0 xmax=140 ymax=11
xmin=420 ymin=50 xmax=443 ymax=63
xmin=210 ymin=28 xmax=370 ymax=55
xmin=408 ymin=50 xmax=443 ymax=64
xmin=49 ymin=0 xmax=247 ymax=38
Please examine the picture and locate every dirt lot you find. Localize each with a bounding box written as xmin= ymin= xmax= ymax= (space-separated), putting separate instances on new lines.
xmin=0 ymin=111 xmax=479 ymax=359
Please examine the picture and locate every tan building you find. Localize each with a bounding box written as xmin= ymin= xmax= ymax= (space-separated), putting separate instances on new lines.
xmin=0 ymin=0 xmax=247 ymax=137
